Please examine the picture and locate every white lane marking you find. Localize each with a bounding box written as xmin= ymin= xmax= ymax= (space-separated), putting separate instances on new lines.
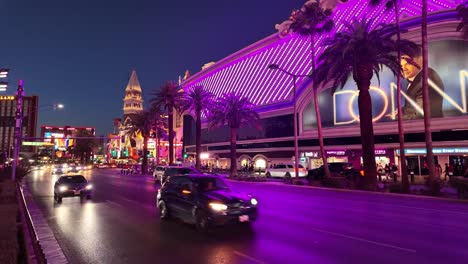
xmin=308 ymin=226 xmax=416 ymax=253
xmin=106 ymin=200 xmax=124 ymax=207
xmin=233 ymin=251 xmax=265 ymax=264
xmin=121 ymin=198 xmax=138 ymax=204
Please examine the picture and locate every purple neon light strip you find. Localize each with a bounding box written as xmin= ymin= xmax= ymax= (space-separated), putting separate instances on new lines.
xmin=236 ymin=55 xmax=258 ymax=100
xmin=231 ymin=61 xmax=248 ymax=96
xmin=268 ymin=39 xmax=298 ymax=103
xmin=245 ymin=51 xmax=270 ymax=100
xmin=190 ymin=0 xmax=458 ymax=111
xmin=249 ymin=49 xmax=282 ymax=105
xmin=244 ymin=50 xmax=271 ymax=103
xmin=276 ymin=37 xmax=310 ymax=102
xmin=259 ymin=44 xmax=290 ymax=106
xmin=218 ymin=66 xmax=235 ymax=96
xmin=275 ymin=39 xmax=303 ymax=102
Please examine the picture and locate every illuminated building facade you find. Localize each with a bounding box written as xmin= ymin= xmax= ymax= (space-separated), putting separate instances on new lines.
xmin=40 ymin=125 xmax=95 ymax=161
xmin=182 ymin=0 xmax=468 ymax=175
xmin=0 ymin=95 xmax=38 ymax=160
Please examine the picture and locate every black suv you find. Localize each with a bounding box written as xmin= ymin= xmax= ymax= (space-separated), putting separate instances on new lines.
xmin=308 ymin=162 xmax=355 ymax=180
xmin=161 ymin=167 xmax=201 ymax=184
xmin=157 ymin=175 xmax=258 ymax=231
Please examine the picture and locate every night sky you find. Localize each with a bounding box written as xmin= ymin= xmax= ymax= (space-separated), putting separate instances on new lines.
xmin=0 ymin=0 xmax=304 ymax=135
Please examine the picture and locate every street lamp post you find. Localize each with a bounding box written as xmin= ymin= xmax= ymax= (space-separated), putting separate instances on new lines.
xmin=268 ymin=64 xmax=308 ymax=181
xmin=12 ymin=80 xmax=24 ymax=181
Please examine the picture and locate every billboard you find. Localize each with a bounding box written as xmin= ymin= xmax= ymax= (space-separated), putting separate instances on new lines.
xmin=303 ymin=39 xmax=468 ymax=129
xmin=44 ymin=132 xmax=74 ymax=150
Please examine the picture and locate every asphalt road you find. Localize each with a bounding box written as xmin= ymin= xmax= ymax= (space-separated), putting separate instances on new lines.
xmin=25 ymin=168 xmax=468 ymax=264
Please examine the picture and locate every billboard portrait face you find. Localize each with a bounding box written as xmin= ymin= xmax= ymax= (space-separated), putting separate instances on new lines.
xmin=303 ymin=39 xmax=468 ymax=129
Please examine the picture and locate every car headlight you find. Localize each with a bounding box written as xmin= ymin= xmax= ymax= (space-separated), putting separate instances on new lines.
xmin=209 ymin=202 xmax=228 ymax=211
xmin=250 ymin=198 xmax=258 ymax=206
xmin=85 ymin=184 xmax=92 ymax=190
xmin=59 ymin=186 xmax=68 ymax=192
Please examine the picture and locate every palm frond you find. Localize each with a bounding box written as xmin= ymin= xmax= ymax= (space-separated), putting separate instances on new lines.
xmin=312 ymin=18 xmax=418 ymax=92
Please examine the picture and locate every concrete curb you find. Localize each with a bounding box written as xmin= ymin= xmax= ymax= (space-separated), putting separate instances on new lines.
xmin=22 ymin=184 xmax=68 ymax=264
xmin=227 ymin=179 xmax=468 ymax=204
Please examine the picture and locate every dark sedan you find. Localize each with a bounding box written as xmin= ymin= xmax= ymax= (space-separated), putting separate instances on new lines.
xmin=157 ymin=175 xmax=258 ymax=231
xmin=54 ymin=175 xmax=93 ymax=203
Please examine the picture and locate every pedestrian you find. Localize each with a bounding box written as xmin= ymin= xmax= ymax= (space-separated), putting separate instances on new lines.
xmin=444 ymin=163 xmax=449 ymax=181
xmin=435 ymin=163 xmax=442 ymax=178
xmin=448 ymin=163 xmax=454 ymax=180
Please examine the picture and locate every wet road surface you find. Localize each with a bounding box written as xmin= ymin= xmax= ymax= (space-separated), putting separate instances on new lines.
xmin=25 ymin=168 xmax=468 ymax=264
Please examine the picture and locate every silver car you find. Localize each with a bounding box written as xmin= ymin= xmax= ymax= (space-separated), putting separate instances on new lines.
xmin=265 ymin=164 xmax=307 ymax=178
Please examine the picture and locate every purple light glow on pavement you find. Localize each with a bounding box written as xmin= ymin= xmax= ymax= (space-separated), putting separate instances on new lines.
xmin=182 ymin=0 xmax=459 ymax=113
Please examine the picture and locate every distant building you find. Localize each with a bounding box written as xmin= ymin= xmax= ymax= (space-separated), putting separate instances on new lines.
xmin=119 ymin=70 xmax=144 ymax=160
xmin=0 ymin=95 xmax=38 ymax=160
xmin=40 ymin=125 xmax=95 ymax=161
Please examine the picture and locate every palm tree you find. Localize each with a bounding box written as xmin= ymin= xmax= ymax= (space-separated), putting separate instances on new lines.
xmin=207 ymin=93 xmax=260 ymax=177
xmin=286 ymin=0 xmax=334 ymax=179
xmin=150 ymin=81 xmax=184 ymax=165
xmin=182 ymin=86 xmax=214 ymax=170
xmin=124 ymin=110 xmax=154 ymax=173
xmin=72 ymin=129 xmax=97 ymax=164
xmin=312 ymin=19 xmax=419 ymax=190
xmin=369 ymin=0 xmax=409 ymax=192
xmin=419 ymin=0 xmax=439 ymax=190
xmin=149 ymin=106 xmax=167 ymax=166
xmin=456 ymin=1 xmax=468 ymax=38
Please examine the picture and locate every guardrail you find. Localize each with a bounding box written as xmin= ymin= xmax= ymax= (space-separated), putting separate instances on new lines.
xmin=16 ymin=183 xmax=47 ymax=264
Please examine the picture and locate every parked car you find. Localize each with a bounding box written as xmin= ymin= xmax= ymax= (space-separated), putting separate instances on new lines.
xmin=307 ymin=162 xmax=356 ymax=180
xmin=265 ymin=164 xmax=307 ymax=178
xmin=161 ymin=167 xmax=202 ymax=184
xmin=53 ymin=175 xmax=93 ymax=203
xmin=157 ymin=175 xmax=258 ymax=231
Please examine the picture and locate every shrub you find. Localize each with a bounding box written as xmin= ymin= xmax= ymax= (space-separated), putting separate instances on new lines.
xmin=389 ymin=182 xmax=403 ymax=193
xmin=425 ymin=178 xmax=443 ymax=196
xmin=321 ymin=177 xmax=344 ymax=189
xmin=450 ymin=178 xmax=468 ymax=199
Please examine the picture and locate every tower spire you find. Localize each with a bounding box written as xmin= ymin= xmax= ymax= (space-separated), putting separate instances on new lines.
xmin=123 ymin=69 xmax=143 ymax=117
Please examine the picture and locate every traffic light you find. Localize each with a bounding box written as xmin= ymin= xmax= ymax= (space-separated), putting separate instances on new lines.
xmin=183 ymin=153 xmax=188 ymax=159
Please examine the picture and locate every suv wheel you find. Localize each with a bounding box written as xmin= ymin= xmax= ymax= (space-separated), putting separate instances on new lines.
xmin=158 ymin=201 xmax=170 ymax=220
xmin=265 ymin=172 xmax=271 ymax=178
xmin=195 ymin=210 xmax=210 ymax=232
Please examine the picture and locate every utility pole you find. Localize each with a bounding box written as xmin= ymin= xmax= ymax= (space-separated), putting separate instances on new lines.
xmin=12 ymin=80 xmax=24 ymax=181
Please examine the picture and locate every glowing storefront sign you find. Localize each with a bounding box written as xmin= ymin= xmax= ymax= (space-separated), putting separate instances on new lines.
xmin=397 ymin=148 xmax=468 ymax=155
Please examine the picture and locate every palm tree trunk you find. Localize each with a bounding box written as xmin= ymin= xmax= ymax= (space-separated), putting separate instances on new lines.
xmin=168 ymin=106 xmax=174 ymax=165
xmin=142 ymin=136 xmax=148 ymax=173
xmin=421 ymin=0 xmax=437 ymax=186
xmin=311 ymin=35 xmax=330 ymax=178
xmin=230 ymin=127 xmax=238 ymax=177
xmin=394 ymin=1 xmax=409 ymax=193
xmin=195 ymin=111 xmax=201 ymax=171
xmin=156 ymin=136 xmax=160 ymax=166
xmin=356 ymin=74 xmax=377 ymax=190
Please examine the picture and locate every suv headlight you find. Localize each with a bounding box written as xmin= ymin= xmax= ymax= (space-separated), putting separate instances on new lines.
xmin=209 ymin=202 xmax=227 ymax=211
xmin=250 ymin=198 xmax=258 ymax=206
xmin=85 ymin=184 xmax=92 ymax=190
xmin=59 ymin=186 xmax=68 ymax=192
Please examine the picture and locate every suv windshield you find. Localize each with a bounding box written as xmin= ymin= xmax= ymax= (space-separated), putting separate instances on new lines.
xmin=167 ymin=168 xmax=200 ymax=175
xmin=61 ymin=176 xmax=87 ymax=183
xmin=195 ymin=177 xmax=230 ymax=192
